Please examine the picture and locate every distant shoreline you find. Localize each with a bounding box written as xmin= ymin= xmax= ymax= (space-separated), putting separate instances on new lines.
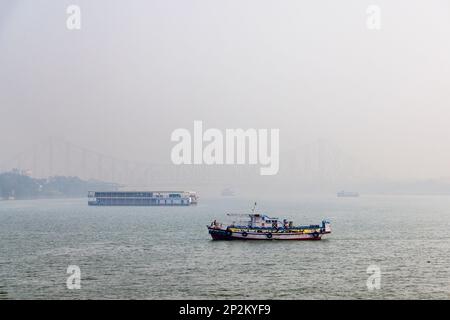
xmin=0 ymin=196 xmax=87 ymax=201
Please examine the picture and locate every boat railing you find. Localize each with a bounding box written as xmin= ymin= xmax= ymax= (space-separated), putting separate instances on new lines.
xmin=210 ymin=221 xmax=225 ymax=229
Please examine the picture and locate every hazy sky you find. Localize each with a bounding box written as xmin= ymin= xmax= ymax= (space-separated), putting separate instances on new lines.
xmin=1 ymin=0 xmax=450 ymax=189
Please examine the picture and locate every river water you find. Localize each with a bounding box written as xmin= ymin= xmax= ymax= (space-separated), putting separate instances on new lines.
xmin=0 ymin=195 xmax=449 ymax=299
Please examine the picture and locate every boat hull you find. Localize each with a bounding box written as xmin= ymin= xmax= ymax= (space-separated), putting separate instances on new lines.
xmin=208 ymin=227 xmax=327 ymax=240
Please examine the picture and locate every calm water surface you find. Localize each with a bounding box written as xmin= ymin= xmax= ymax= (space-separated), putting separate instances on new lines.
xmin=0 ymin=195 xmax=449 ymax=299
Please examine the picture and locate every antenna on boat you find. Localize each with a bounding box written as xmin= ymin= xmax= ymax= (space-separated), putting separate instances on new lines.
xmin=251 ymin=202 xmax=257 ymax=214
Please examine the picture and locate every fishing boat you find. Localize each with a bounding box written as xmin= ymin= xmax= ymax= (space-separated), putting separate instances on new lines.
xmin=207 ymin=203 xmax=331 ymax=240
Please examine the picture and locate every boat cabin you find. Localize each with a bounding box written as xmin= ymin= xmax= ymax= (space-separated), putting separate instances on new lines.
xmin=248 ymin=214 xmax=292 ymax=229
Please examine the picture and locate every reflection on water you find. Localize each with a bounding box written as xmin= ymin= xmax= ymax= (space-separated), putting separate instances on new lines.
xmin=0 ymin=196 xmax=449 ymax=299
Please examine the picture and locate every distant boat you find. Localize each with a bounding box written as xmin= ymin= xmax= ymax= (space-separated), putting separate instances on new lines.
xmin=337 ymin=191 xmax=359 ymax=197
xmin=221 ymin=188 xmax=235 ymax=197
xmin=88 ymin=191 xmax=198 ymax=206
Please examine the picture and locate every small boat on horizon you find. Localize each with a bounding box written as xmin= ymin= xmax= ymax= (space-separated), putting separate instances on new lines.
xmin=221 ymin=188 xmax=235 ymax=197
xmin=207 ymin=203 xmax=331 ymax=241
xmin=337 ymin=190 xmax=359 ymax=197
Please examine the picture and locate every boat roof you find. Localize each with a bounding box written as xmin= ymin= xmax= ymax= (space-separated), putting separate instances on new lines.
xmin=227 ymin=213 xmax=279 ymax=219
xmin=89 ymin=190 xmax=194 ymax=193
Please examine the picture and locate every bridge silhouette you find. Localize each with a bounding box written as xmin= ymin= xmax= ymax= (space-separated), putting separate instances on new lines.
xmin=0 ymin=138 xmax=377 ymax=191
xmin=0 ymin=137 xmax=258 ymax=188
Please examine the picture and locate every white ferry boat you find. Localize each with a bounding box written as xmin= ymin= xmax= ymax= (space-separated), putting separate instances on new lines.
xmin=207 ymin=204 xmax=331 ymax=240
xmin=88 ymin=191 xmax=198 ymax=206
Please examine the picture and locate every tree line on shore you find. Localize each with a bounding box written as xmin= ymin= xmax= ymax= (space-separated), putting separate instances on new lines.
xmin=0 ymin=170 xmax=118 ymax=199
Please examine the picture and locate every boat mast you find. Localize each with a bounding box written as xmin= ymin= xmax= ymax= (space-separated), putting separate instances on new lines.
xmin=251 ymin=202 xmax=257 ymax=214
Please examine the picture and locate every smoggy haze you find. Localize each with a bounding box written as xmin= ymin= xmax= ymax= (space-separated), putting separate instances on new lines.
xmin=1 ymin=0 xmax=450 ymax=194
